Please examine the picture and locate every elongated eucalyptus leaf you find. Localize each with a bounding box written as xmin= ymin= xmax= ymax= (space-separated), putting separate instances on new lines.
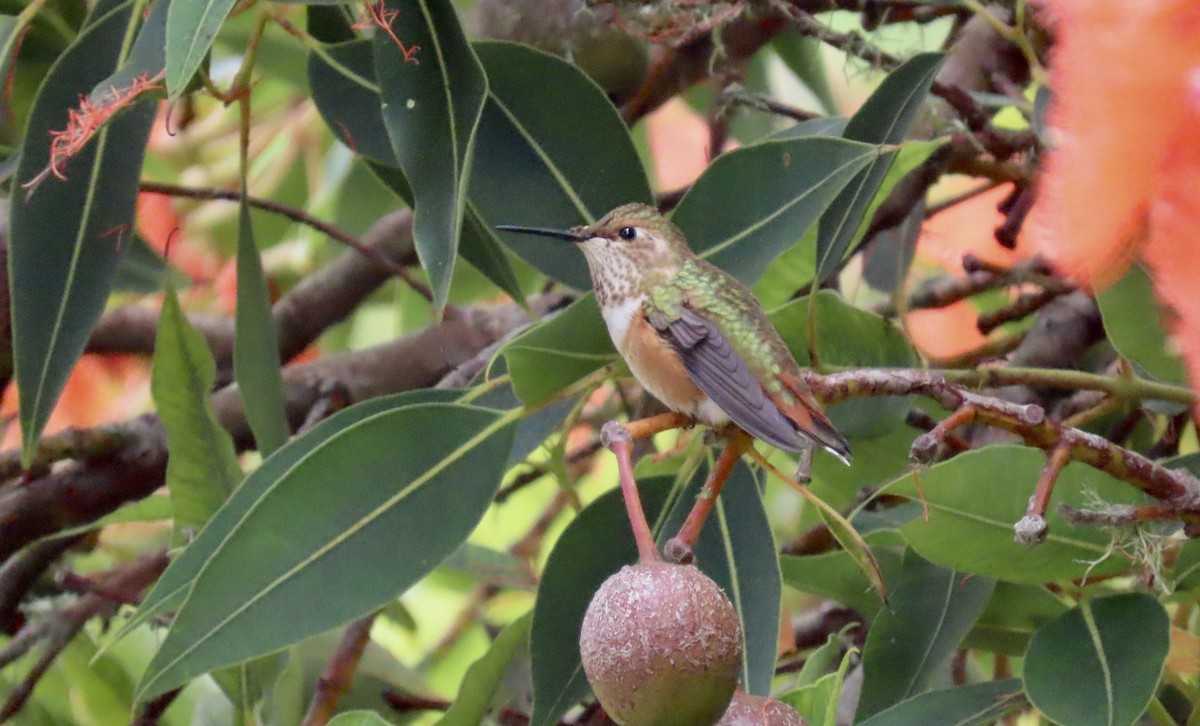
xmin=502 ymin=295 xmax=615 ymax=406
xmin=1097 ymin=263 xmax=1186 ymax=384
xmin=306 ymin=39 xmax=533 ymax=303
xmin=661 ymin=462 xmax=781 ymax=695
xmin=308 ymin=40 xmax=395 ymax=165
xmin=10 ymin=0 xmax=155 ymax=464
xmin=856 ymin=679 xmax=1025 ymax=726
xmin=1024 ymin=594 xmax=1168 ymax=726
xmin=152 ymin=287 xmax=242 ymax=534
xmin=114 ymin=389 xmax=463 ymax=650
xmin=435 ymin=613 xmax=531 ymax=726
xmin=857 ymin=551 xmax=995 ymax=719
xmin=375 ymin=0 xmax=487 ymax=311
xmin=136 ymin=403 xmax=516 ymax=699
xmin=771 ymin=31 xmax=837 ymax=114
xmin=234 ymin=201 xmax=289 ymax=455
xmin=0 ymin=15 xmax=19 ymax=94
xmin=889 ymin=446 xmax=1146 ymax=584
xmin=473 ymin=41 xmax=654 ymax=290
xmin=92 ymin=0 xmax=168 ymax=96
xmin=165 ymin=0 xmax=235 ymax=98
xmin=815 ymin=53 xmax=945 ymax=283
xmin=670 ymin=138 xmax=876 ymax=285
xmin=780 ymin=533 xmax=902 ymax=617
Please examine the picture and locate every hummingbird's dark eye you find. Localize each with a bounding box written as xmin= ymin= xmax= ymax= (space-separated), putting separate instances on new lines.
xmin=617 ymin=226 xmax=637 ymax=241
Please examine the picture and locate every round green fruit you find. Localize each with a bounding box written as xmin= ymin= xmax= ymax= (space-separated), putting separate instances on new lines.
xmin=579 ymin=562 xmax=742 ymax=726
xmin=717 ymin=689 xmax=807 ymax=725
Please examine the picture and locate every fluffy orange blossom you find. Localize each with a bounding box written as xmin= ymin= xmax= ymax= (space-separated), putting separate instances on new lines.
xmin=1028 ymin=0 xmax=1200 ymax=415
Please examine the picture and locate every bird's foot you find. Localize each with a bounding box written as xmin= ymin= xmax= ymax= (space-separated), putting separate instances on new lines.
xmin=793 ymin=442 xmax=814 ymax=484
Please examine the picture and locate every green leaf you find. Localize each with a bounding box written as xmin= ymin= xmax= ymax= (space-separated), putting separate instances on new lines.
xmin=10 ymin=0 xmax=156 ymax=463
xmin=1173 ymin=538 xmax=1200 ymax=592
xmin=308 ymin=40 xmax=395 ymax=165
xmin=459 ymin=203 xmax=527 ymax=305
xmin=441 ymin=543 xmax=536 ymax=590
xmin=782 ymin=647 xmax=856 ymax=726
xmin=375 ymin=0 xmax=487 ymax=311
xmin=113 ymin=234 xmax=188 ymax=293
xmin=530 ymin=476 xmax=674 ymax=726
xmin=816 ymin=53 xmax=945 ymax=283
xmin=45 ymin=494 xmax=174 ymax=541
xmin=473 ymin=41 xmax=654 ymax=290
xmin=211 ymin=652 xmax=288 ymax=725
xmin=671 ymin=137 xmax=876 ymax=285
xmin=327 ymin=712 xmax=392 ymax=726
xmin=502 ymin=294 xmax=616 ymax=405
xmin=780 ymin=533 xmax=902 ymax=617
xmin=771 ymin=31 xmax=836 ymax=114
xmin=962 ymin=581 xmax=1068 ymax=656
xmin=121 ymin=389 xmax=464 ymax=644
xmin=1097 ymin=263 xmax=1186 ymax=384
xmin=1024 ymin=593 xmax=1169 ymax=726
xmin=856 ymin=679 xmax=1025 ymax=726
xmin=857 ymin=550 xmax=995 ymax=719
xmin=0 ymin=16 xmax=20 ymax=100
xmin=661 ymin=462 xmax=780 ymax=695
xmin=752 ymin=229 xmax=818 ymax=310
xmin=889 ymin=446 xmax=1146 ymax=584
xmin=152 ymin=286 xmax=242 ymax=534
xmin=234 ymin=200 xmax=289 ymax=455
xmin=435 ymin=613 xmax=532 ymax=726
xmin=92 ymin=0 xmax=168 ymax=96
xmin=135 ymin=401 xmax=515 ymax=698
xmin=306 ymin=40 xmax=526 ymax=304
xmin=165 ymin=0 xmax=235 ymax=99
xmin=795 ymin=630 xmax=850 ymax=687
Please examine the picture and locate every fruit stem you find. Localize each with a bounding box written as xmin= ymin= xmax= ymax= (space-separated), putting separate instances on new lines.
xmin=601 ymin=421 xmax=662 ymax=563
xmin=666 ymin=432 xmax=748 ymax=561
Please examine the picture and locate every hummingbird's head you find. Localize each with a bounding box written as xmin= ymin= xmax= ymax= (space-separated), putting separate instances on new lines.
xmin=498 ymin=203 xmax=690 ymax=299
xmin=570 ymin=203 xmax=689 ymax=267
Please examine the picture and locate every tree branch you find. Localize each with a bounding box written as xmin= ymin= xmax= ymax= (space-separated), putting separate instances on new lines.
xmin=301 ymin=612 xmax=378 ymax=726
xmin=88 ymin=209 xmax=419 ymax=364
xmin=0 ymin=294 xmax=566 ymax=561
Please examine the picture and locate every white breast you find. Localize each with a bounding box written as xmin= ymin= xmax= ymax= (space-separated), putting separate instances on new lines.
xmin=601 ymin=295 xmax=646 ymax=350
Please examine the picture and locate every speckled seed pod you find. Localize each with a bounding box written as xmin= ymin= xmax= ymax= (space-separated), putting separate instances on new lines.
xmin=579 ymin=562 xmax=742 ymax=726
xmin=717 ymin=690 xmax=807 ymax=726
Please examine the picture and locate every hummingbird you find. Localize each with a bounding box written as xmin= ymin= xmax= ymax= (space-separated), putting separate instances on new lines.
xmin=499 ymin=203 xmax=851 ymax=464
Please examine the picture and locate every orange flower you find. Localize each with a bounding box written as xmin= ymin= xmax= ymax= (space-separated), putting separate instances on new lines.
xmin=1027 ymin=0 xmax=1200 ymax=290
xmin=1029 ymin=0 xmax=1200 ymax=416
xmin=906 ymin=184 xmax=1032 ymax=359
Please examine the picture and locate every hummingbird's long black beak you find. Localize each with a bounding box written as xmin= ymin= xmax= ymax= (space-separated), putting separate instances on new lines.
xmin=495 ymin=224 xmax=587 ymax=242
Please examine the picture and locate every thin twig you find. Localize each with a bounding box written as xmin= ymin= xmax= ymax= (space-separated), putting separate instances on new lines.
xmin=300 ymin=612 xmax=379 ymax=726
xmin=139 ymin=181 xmax=434 ymax=302
xmin=811 ymin=370 xmax=1200 ymax=510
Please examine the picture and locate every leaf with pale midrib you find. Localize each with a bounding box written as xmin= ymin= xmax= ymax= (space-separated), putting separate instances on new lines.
xmin=10 ymin=0 xmax=156 ymax=464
